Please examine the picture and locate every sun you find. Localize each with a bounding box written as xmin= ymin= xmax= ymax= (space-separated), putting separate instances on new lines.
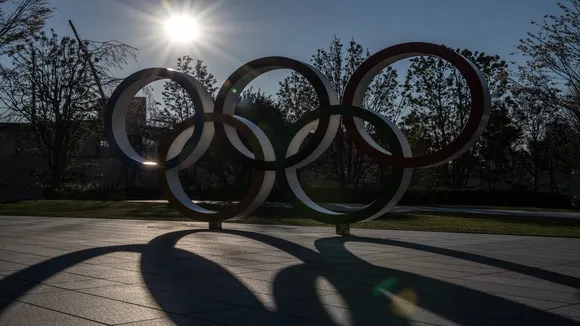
xmin=164 ymin=14 xmax=199 ymax=43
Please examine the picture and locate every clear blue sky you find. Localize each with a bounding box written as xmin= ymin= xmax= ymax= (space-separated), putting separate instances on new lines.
xmin=45 ymin=0 xmax=558 ymax=97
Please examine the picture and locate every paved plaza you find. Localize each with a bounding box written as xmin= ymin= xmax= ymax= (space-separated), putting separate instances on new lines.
xmin=0 ymin=216 xmax=580 ymax=325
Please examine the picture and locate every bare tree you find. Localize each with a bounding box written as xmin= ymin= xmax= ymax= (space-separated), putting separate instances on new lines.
xmin=0 ymin=0 xmax=52 ymax=55
xmin=0 ymin=30 xmax=136 ymax=188
xmin=515 ymin=0 xmax=580 ymax=123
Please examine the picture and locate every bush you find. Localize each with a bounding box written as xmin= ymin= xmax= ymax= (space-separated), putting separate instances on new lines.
xmin=399 ymin=188 xmax=575 ymax=208
xmin=123 ymin=187 xmax=162 ymax=200
xmin=187 ymin=185 xmax=578 ymax=209
xmin=39 ymin=181 xmax=579 ymax=209
xmin=41 ymin=183 xmax=125 ymax=201
xmin=572 ymin=196 xmax=580 ymax=209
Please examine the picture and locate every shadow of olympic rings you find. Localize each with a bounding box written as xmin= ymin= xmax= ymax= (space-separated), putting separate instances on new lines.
xmin=0 ymin=229 xmax=579 ymax=325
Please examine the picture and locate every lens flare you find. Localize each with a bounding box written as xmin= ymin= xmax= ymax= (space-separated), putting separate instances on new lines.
xmin=390 ymin=288 xmax=418 ymax=317
xmin=374 ymin=279 xmax=417 ymax=318
xmin=373 ymin=278 xmax=398 ymax=296
xmin=164 ymin=14 xmax=199 ymax=43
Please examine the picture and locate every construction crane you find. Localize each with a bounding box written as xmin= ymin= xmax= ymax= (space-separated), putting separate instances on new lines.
xmin=69 ymin=20 xmax=107 ymax=116
xmin=68 ymin=20 xmax=147 ymax=195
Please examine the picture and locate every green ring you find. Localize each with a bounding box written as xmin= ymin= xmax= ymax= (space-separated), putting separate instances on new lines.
xmin=277 ymin=104 xmax=410 ymax=225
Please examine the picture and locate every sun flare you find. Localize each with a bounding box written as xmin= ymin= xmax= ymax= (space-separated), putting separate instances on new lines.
xmin=164 ymin=14 xmax=199 ymax=43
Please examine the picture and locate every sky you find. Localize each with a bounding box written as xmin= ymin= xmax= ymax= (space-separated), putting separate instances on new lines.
xmin=40 ymin=0 xmax=560 ymax=98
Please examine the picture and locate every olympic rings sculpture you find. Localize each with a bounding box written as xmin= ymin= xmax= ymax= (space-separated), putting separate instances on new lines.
xmin=104 ymin=42 xmax=490 ymax=225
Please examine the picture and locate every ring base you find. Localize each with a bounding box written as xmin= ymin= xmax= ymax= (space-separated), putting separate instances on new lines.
xmin=335 ymin=224 xmax=350 ymax=236
xmin=209 ymin=221 xmax=223 ymax=231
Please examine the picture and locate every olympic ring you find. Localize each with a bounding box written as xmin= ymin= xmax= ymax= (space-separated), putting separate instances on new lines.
xmin=342 ymin=42 xmax=491 ymax=168
xmin=104 ymin=42 xmax=491 ymax=225
xmin=157 ymin=113 xmax=276 ymax=222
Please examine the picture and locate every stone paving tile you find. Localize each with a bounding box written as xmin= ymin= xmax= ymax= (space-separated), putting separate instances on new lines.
xmin=191 ymin=306 xmax=337 ymax=326
xmin=477 ymin=311 xmax=580 ymax=325
xmin=18 ymin=290 xmax=167 ymax=325
xmin=457 ymin=274 xmax=579 ymax=293
xmin=0 ymin=260 xmax=28 ymax=272
xmin=185 ymin=285 xmax=277 ymax=307
xmin=193 ymin=305 xmax=440 ymax=326
xmin=0 ymin=269 xmax=97 ymax=284
xmin=97 ymin=260 xmax=200 ymax=276
xmin=447 ymin=278 xmax=580 ymax=304
xmin=356 ymin=252 xmax=433 ymax=262
xmin=198 ymin=257 xmax=269 ymax=267
xmin=62 ymin=264 xmax=157 ymax=280
xmin=335 ymin=262 xmax=476 ymax=279
xmin=112 ymin=273 xmax=175 ymax=285
xmin=236 ymin=261 xmax=306 ymax=271
xmin=255 ymin=293 xmax=484 ymax=326
xmin=147 ymin=275 xmax=336 ymax=302
xmin=461 ymin=253 xmax=578 ymax=267
xmin=82 ymin=255 xmax=140 ymax=265
xmin=50 ymin=279 xmax=124 ymax=290
xmin=215 ymin=266 xmax=271 ymax=275
xmin=216 ymin=253 xmax=297 ymax=264
xmin=78 ymin=284 xmax=233 ymax=314
xmin=214 ymin=269 xmax=370 ymax=293
xmin=0 ymin=249 xmax=51 ymax=265
xmin=119 ymin=314 xmax=223 ymax=325
xmin=0 ymin=297 xmax=105 ymax=325
xmin=382 ymin=257 xmax=504 ymax=274
xmin=0 ymin=276 xmax=64 ymax=299
xmin=488 ymin=293 xmax=571 ymax=310
xmin=544 ymin=264 xmax=580 ymax=277
xmin=548 ymin=304 xmax=580 ymax=318
xmin=0 ymin=243 xmax=72 ymax=257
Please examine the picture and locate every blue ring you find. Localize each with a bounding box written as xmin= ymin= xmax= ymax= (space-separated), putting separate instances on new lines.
xmin=104 ymin=68 xmax=206 ymax=171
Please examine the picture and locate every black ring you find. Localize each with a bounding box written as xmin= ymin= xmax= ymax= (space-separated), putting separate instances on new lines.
xmin=213 ymin=57 xmax=339 ymax=170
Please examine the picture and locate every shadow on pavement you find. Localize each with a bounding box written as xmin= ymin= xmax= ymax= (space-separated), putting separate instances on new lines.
xmin=0 ymin=229 xmax=578 ymax=325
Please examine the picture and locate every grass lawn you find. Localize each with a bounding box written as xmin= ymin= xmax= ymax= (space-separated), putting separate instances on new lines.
xmin=430 ymin=204 xmax=580 ymax=213
xmin=1 ymin=200 xmax=580 ymax=237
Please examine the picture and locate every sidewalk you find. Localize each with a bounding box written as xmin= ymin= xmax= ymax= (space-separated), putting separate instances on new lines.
xmin=2 ymin=215 xmax=580 ymax=325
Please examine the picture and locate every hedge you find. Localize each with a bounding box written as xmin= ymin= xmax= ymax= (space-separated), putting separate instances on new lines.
xmin=40 ymin=184 xmax=579 ymax=209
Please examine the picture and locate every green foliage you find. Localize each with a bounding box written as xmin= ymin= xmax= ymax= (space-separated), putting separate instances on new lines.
xmin=155 ymin=57 xmax=291 ymax=192
xmin=40 ymin=183 xmax=125 ymax=200
xmin=157 ymin=55 xmax=218 ymax=125
xmin=155 ymin=56 xmax=225 ymax=191
xmin=402 ymin=49 xmax=515 ymax=190
xmin=277 ymin=36 xmax=403 ymax=189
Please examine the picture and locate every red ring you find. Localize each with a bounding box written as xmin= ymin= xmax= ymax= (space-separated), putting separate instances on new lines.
xmin=342 ymin=42 xmax=490 ymax=169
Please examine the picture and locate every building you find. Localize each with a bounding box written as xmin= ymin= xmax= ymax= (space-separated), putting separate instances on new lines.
xmin=0 ymin=97 xmax=163 ymax=201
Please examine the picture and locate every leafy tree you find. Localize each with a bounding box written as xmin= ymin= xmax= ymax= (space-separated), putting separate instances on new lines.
xmin=154 ymin=56 xmax=219 ymax=193
xmin=544 ymin=117 xmax=580 ymax=193
xmin=402 ymin=49 xmax=512 ymax=189
xmin=227 ymin=87 xmax=288 ymax=189
xmin=237 ymin=87 xmax=287 ymax=140
xmin=0 ymin=0 xmax=52 ymax=55
xmin=512 ymin=88 xmax=556 ymax=191
xmin=157 ymin=55 xmax=217 ymax=126
xmin=0 ymin=30 xmax=136 ymax=188
xmin=475 ymin=109 xmax=521 ymax=191
xmin=277 ymin=36 xmax=404 ymax=189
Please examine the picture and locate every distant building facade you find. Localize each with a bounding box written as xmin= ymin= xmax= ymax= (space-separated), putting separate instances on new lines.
xmin=0 ymin=97 xmax=164 ymax=201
